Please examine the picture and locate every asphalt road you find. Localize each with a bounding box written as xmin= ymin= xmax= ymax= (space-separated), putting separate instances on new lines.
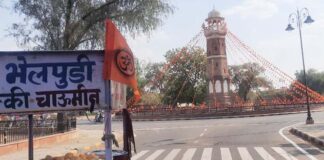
xmin=79 ymin=111 xmax=324 ymax=160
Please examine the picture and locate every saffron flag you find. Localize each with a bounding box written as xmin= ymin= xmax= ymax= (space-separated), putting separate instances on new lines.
xmin=103 ymin=19 xmax=140 ymax=103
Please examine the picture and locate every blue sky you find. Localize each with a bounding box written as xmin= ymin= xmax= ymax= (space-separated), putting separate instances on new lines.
xmin=1 ymin=0 xmax=324 ymax=77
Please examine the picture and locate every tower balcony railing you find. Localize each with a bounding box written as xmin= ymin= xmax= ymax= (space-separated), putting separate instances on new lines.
xmin=203 ymin=27 xmax=227 ymax=37
xmin=203 ymin=22 xmax=227 ymax=36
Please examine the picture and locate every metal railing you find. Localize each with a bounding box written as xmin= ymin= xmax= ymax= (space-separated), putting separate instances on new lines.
xmin=127 ymin=103 xmax=324 ymax=118
xmin=0 ymin=118 xmax=76 ymax=144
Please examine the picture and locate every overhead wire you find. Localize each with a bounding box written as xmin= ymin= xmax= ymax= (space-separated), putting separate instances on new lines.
xmin=227 ymin=31 xmax=324 ymax=104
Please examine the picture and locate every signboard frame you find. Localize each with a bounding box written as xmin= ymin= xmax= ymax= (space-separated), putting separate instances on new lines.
xmin=0 ymin=50 xmax=110 ymax=115
xmin=0 ymin=50 xmax=119 ymax=160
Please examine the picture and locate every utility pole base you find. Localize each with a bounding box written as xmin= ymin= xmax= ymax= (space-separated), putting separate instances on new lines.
xmin=306 ymin=117 xmax=314 ymax=124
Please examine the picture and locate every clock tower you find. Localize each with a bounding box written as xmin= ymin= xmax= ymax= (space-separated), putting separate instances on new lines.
xmin=202 ymin=9 xmax=231 ymax=107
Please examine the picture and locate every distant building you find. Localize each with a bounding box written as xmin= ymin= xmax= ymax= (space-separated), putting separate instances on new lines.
xmin=202 ymin=9 xmax=231 ymax=107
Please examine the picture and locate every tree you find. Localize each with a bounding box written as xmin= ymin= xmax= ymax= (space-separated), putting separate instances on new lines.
xmin=229 ymin=63 xmax=272 ymax=101
xmin=140 ymin=93 xmax=162 ymax=105
xmin=160 ymin=47 xmax=207 ymax=106
xmin=126 ymin=59 xmax=167 ymax=105
xmin=126 ymin=58 xmax=147 ymax=100
xmin=144 ymin=62 xmax=165 ymax=92
xmin=9 ymin=0 xmax=173 ymax=131
xmin=10 ymin=0 xmax=174 ymax=50
xmin=125 ymin=61 xmax=165 ymax=105
xmin=295 ymin=69 xmax=324 ymax=94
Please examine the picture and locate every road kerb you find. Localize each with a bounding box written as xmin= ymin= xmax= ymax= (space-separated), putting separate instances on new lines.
xmin=113 ymin=109 xmax=324 ymax=122
xmin=279 ymin=123 xmax=317 ymax=160
xmin=290 ymin=128 xmax=324 ymax=148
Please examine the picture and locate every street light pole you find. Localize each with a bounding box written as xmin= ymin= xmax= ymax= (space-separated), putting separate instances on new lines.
xmin=296 ymin=10 xmax=313 ymax=124
xmin=286 ymin=8 xmax=314 ymax=124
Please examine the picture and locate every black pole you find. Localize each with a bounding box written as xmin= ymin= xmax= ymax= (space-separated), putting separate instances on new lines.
xmin=297 ymin=9 xmax=314 ymax=124
xmin=28 ymin=114 xmax=34 ymax=160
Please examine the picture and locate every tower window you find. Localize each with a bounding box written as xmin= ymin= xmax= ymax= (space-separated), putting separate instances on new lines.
xmin=215 ymin=80 xmax=221 ymax=93
xmin=224 ymin=80 xmax=228 ymax=93
xmin=209 ymin=81 xmax=213 ymax=94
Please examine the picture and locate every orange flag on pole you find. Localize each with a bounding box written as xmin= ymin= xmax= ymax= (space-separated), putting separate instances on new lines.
xmin=103 ymin=19 xmax=140 ymax=102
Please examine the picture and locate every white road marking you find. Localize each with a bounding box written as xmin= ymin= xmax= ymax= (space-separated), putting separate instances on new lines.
xmin=238 ymin=147 xmax=253 ymax=160
xmin=255 ymin=147 xmax=275 ymax=160
xmin=279 ymin=123 xmax=318 ymax=160
xmin=303 ymin=148 xmax=324 ymax=154
xmin=163 ymin=149 xmax=181 ymax=160
xmin=221 ymin=148 xmax=232 ymax=160
xmin=181 ymin=148 xmax=197 ymax=160
xmin=272 ymin=147 xmax=298 ymax=160
xmin=132 ymin=150 xmax=149 ymax=160
xmin=145 ymin=149 xmax=164 ymax=160
xmin=195 ymin=129 xmax=207 ymax=143
xmin=135 ymin=125 xmax=214 ymax=131
xmin=201 ymin=148 xmax=212 ymax=160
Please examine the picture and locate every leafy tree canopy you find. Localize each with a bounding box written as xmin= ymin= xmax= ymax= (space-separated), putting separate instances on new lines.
xmin=229 ymin=63 xmax=273 ymax=101
xmin=8 ymin=0 xmax=173 ymax=126
xmin=132 ymin=47 xmax=207 ymax=106
xmin=144 ymin=62 xmax=165 ymax=92
xmin=159 ymin=47 xmax=207 ymax=106
xmin=10 ymin=0 xmax=174 ymax=50
xmin=295 ymin=69 xmax=324 ymax=94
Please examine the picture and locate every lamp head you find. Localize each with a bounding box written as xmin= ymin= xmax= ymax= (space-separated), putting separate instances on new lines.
xmin=304 ymin=15 xmax=314 ymax=24
xmin=285 ymin=24 xmax=295 ymax=31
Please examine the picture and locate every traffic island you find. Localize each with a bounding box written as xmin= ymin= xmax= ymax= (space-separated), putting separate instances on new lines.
xmin=290 ymin=123 xmax=324 ymax=148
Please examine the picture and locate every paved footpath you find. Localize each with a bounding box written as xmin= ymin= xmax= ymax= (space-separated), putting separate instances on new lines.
xmin=290 ymin=122 xmax=324 ymax=149
xmin=0 ymin=126 xmax=122 ymax=160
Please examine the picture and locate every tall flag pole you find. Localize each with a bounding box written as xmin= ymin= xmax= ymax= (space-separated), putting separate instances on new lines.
xmin=103 ymin=19 xmax=141 ymax=159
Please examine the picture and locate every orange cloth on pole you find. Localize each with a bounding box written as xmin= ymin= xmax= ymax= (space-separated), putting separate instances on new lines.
xmin=103 ymin=19 xmax=140 ymax=101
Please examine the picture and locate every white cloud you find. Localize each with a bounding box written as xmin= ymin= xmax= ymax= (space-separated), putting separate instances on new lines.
xmin=224 ymin=0 xmax=279 ymax=19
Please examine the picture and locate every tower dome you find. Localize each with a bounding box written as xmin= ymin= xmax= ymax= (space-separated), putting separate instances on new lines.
xmin=208 ymin=9 xmax=221 ymax=18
